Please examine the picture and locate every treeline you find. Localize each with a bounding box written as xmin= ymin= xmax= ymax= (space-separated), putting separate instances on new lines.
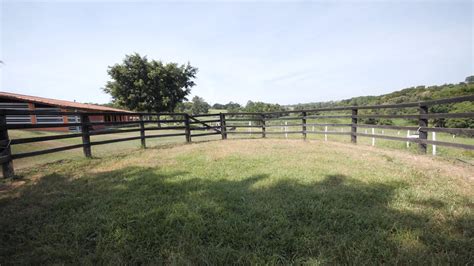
xmin=292 ymin=79 xmax=473 ymax=110
xmin=102 ymin=77 xmax=473 ymax=128
xmin=102 ymin=54 xmax=472 ymax=128
xmin=204 ymin=78 xmax=473 ymax=127
xmin=101 ymin=53 xmax=472 ymax=129
xmin=175 ymin=98 xmax=286 ymax=115
xmin=291 ymin=77 xmax=474 ymax=128
xmin=214 ymin=101 xmax=286 ymax=114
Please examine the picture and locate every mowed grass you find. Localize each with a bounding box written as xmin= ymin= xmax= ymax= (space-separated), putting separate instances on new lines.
xmin=1 ymin=139 xmax=473 ymax=264
xmin=7 ymin=114 xmax=474 ymax=170
xmin=229 ymin=119 xmax=474 ymax=162
xmin=8 ymin=127 xmax=221 ymax=169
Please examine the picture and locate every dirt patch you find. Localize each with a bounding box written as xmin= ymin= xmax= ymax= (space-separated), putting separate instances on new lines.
xmin=0 ymin=180 xmax=25 ymax=198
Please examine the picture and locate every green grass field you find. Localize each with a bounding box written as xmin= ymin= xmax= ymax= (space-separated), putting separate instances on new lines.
xmin=227 ymin=116 xmax=474 ymax=162
xmin=1 ymin=139 xmax=472 ymax=264
xmin=5 ymin=116 xmax=474 ymax=171
xmin=8 ymin=126 xmax=221 ymax=170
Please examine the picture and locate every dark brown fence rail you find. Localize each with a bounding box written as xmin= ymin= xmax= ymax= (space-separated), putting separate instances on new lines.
xmin=1 ymin=95 xmax=473 ymax=178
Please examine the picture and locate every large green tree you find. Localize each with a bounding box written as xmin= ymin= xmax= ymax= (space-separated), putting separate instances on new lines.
xmin=104 ymin=53 xmax=198 ymax=113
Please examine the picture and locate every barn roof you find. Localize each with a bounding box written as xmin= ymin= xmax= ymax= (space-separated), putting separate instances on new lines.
xmin=0 ymin=91 xmax=130 ymax=112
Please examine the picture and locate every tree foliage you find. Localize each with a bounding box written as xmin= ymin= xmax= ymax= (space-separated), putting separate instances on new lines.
xmin=292 ymin=81 xmax=473 ymax=111
xmin=191 ymin=96 xmax=210 ymax=114
xmin=212 ymin=103 xmax=225 ymax=109
xmin=465 ymin=75 xmax=474 ymax=84
xmin=289 ymin=79 xmax=474 ymax=128
xmin=174 ymin=96 xmax=210 ymax=114
xmin=212 ymin=102 xmax=242 ymax=112
xmin=104 ymin=53 xmax=197 ymax=112
xmin=244 ymin=101 xmax=285 ymax=113
xmin=174 ymin=102 xmax=193 ymax=114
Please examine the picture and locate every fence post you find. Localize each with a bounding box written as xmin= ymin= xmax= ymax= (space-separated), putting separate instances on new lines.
xmin=406 ymin=130 xmax=410 ymax=148
xmin=184 ymin=114 xmax=191 ymax=143
xmin=219 ymin=113 xmax=227 ymax=140
xmin=139 ymin=114 xmax=146 ymax=148
xmin=261 ymin=114 xmax=266 ymax=138
xmin=372 ymin=128 xmax=375 ymax=146
xmin=418 ymin=105 xmax=428 ymax=154
xmin=0 ymin=113 xmax=14 ymax=178
xmin=351 ymin=108 xmax=358 ymax=143
xmin=80 ymin=114 xmax=92 ymax=158
xmin=302 ymin=111 xmax=307 ymax=140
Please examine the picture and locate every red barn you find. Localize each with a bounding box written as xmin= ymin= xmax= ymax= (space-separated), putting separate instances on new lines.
xmin=0 ymin=91 xmax=132 ymax=131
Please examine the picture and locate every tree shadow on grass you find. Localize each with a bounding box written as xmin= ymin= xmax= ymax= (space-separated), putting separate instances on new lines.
xmin=0 ymin=168 xmax=472 ymax=264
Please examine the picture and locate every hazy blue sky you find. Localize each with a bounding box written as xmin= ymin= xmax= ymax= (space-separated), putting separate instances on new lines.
xmin=1 ymin=0 xmax=472 ymax=105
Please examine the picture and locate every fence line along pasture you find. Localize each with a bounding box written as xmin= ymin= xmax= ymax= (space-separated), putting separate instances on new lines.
xmin=1 ymin=95 xmax=473 ymax=178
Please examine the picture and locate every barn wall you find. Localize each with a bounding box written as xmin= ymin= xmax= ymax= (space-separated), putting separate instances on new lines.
xmin=0 ymin=97 xmax=118 ymax=132
xmin=88 ymin=115 xmax=106 ymax=131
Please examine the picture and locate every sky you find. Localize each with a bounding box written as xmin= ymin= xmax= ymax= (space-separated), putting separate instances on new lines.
xmin=0 ymin=0 xmax=473 ymax=106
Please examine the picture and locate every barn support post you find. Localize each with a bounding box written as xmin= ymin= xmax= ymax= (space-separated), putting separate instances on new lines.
xmin=139 ymin=114 xmax=146 ymax=148
xmin=351 ymin=108 xmax=358 ymax=143
xmin=61 ymin=108 xmax=68 ymax=125
xmin=28 ymin=103 xmax=37 ymax=125
xmin=80 ymin=114 xmax=92 ymax=158
xmin=418 ymin=105 xmax=428 ymax=154
xmin=184 ymin=114 xmax=191 ymax=143
xmin=261 ymin=114 xmax=266 ymax=138
xmin=219 ymin=113 xmax=227 ymax=140
xmin=302 ymin=111 xmax=307 ymax=140
xmin=0 ymin=113 xmax=14 ymax=178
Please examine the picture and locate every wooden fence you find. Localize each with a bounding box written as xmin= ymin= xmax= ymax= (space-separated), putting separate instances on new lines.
xmin=1 ymin=95 xmax=473 ymax=178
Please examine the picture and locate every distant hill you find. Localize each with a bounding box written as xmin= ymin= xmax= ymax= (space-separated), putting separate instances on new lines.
xmin=290 ymin=81 xmax=474 ymax=110
xmin=290 ymin=80 xmax=474 ymax=128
